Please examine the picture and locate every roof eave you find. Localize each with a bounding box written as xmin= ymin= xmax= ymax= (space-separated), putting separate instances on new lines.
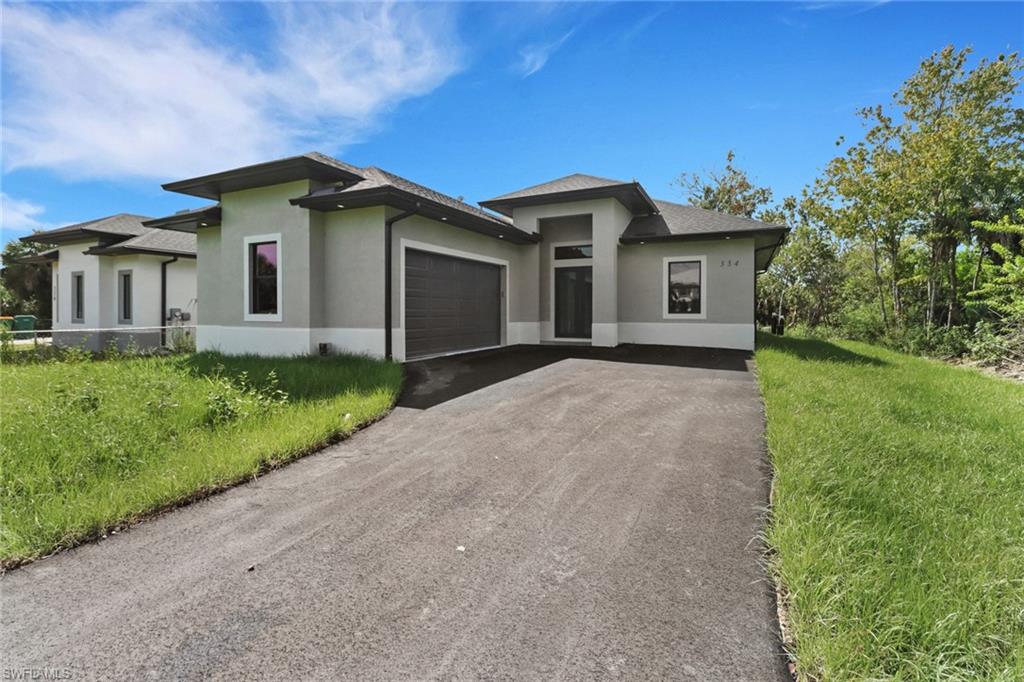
xmin=480 ymin=183 xmax=655 ymax=217
xmin=162 ymin=157 xmax=364 ymax=200
xmin=754 ymin=229 xmax=790 ymax=273
xmin=619 ymin=226 xmax=790 ymax=245
xmin=142 ymin=206 xmax=222 ymax=233
xmin=292 ymin=188 xmax=541 ymax=244
xmin=19 ymin=228 xmax=125 ymax=246
xmin=11 ymin=251 xmax=59 ymax=265
xmin=83 ymin=245 xmax=197 ymax=259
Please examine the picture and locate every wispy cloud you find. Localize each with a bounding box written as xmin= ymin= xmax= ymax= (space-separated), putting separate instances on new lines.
xmin=1 ymin=3 xmax=462 ymax=181
xmin=798 ymin=0 xmax=892 ymax=14
xmin=514 ymin=30 xmax=575 ymax=78
xmin=1 ymin=193 xmax=48 ymax=241
xmin=620 ymin=7 xmax=670 ymax=45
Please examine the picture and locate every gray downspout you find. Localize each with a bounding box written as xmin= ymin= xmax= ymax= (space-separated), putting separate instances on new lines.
xmin=384 ymin=207 xmax=419 ymax=360
xmin=160 ymin=256 xmax=178 ymax=346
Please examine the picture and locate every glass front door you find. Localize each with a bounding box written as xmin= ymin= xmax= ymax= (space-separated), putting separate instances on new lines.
xmin=554 ymin=266 xmax=592 ymax=339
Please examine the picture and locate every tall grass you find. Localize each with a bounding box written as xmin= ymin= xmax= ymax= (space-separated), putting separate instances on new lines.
xmin=0 ymin=352 xmax=402 ymax=566
xmin=757 ymin=333 xmax=1024 ymax=680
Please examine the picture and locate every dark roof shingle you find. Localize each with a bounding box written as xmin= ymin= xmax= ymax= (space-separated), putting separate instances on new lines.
xmin=97 ymin=229 xmax=197 ymax=256
xmin=21 ymin=213 xmax=152 ymax=244
xmin=292 ymin=165 xmax=538 ymax=243
xmin=485 ymin=173 xmax=630 ymax=202
xmin=621 ymin=199 xmax=786 ymax=241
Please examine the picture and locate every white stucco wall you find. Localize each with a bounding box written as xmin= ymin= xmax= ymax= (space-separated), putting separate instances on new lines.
xmin=53 ymin=240 xmax=101 ymax=332
xmin=50 ymin=240 xmax=196 ymax=349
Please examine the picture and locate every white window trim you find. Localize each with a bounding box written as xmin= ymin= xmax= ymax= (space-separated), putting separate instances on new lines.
xmin=550 ymin=240 xmax=593 ymax=341
xmin=243 ymin=233 xmax=283 ymax=323
xmin=662 ymin=255 xmax=707 ymax=320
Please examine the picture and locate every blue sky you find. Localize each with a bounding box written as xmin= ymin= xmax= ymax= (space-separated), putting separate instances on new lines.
xmin=2 ymin=1 xmax=1021 ymax=246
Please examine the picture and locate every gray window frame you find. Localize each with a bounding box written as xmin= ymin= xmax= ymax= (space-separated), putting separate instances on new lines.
xmin=118 ymin=269 xmax=133 ymax=324
xmin=71 ymin=271 xmax=85 ymax=324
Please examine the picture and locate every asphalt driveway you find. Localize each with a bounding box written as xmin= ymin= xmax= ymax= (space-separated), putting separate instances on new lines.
xmin=1 ymin=345 xmax=786 ymax=680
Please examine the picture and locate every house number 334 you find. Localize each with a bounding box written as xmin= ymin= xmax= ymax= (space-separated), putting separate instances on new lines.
xmin=721 ymin=259 xmax=740 ymax=267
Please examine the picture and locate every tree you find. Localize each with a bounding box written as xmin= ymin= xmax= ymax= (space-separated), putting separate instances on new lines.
xmin=886 ymin=46 xmax=1024 ymax=329
xmin=758 ymin=194 xmax=843 ymax=328
xmin=676 ymin=150 xmax=773 ymax=218
xmin=0 ymin=240 xmax=52 ymax=319
xmin=820 ymin=137 xmax=914 ymax=331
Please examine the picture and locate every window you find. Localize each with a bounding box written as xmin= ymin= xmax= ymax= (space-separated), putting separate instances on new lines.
xmin=118 ymin=270 xmax=133 ymax=324
xmin=71 ymin=271 xmax=84 ymax=323
xmin=663 ymin=257 xmax=706 ymax=319
xmin=245 ymin=236 xmax=280 ymax=320
xmin=554 ymin=244 xmax=593 ymax=260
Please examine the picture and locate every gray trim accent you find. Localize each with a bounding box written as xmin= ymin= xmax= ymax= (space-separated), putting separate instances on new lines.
xmin=118 ymin=269 xmax=133 ymax=324
xmin=71 ymin=271 xmax=85 ymax=323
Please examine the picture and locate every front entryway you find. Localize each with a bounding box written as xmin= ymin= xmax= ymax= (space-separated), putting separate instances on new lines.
xmin=554 ymin=266 xmax=592 ymax=339
xmin=404 ymin=249 xmax=501 ymax=359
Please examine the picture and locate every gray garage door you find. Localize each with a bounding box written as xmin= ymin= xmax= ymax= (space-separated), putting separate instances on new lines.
xmin=405 ymin=249 xmax=501 ymax=360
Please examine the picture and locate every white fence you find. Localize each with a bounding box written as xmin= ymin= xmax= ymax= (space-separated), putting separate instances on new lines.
xmin=3 ymin=325 xmax=197 ymax=350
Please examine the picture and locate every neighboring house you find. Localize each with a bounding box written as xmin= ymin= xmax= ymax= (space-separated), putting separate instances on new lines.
xmin=20 ymin=214 xmax=197 ymax=350
xmin=147 ymin=152 xmax=787 ymax=360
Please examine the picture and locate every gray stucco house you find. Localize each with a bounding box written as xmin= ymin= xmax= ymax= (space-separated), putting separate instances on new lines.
xmin=147 ymin=153 xmax=787 ymax=360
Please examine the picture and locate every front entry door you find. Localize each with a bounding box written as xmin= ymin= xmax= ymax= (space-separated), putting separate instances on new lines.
xmin=554 ymin=266 xmax=592 ymax=339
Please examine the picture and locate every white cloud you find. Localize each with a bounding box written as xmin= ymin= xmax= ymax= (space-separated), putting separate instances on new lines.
xmin=0 ymin=3 xmax=461 ymax=181
xmin=1 ymin=193 xmax=48 ymax=241
xmin=515 ymin=30 xmax=575 ymax=78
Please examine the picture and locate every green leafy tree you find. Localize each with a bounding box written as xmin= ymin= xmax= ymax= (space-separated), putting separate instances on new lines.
xmin=758 ymin=194 xmax=843 ymax=327
xmin=676 ymin=150 xmax=773 ymax=218
xmin=969 ymin=209 xmax=1024 ymax=324
xmin=0 ymin=240 xmax=52 ymax=318
xmin=886 ymin=46 xmax=1024 ymax=329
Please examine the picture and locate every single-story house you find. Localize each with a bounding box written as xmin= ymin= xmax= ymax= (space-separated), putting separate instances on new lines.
xmin=148 ymin=152 xmax=787 ymax=360
xmin=20 ymin=214 xmax=197 ymax=350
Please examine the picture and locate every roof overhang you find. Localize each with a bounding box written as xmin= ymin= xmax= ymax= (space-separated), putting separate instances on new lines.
xmin=620 ymin=226 xmax=790 ymax=273
xmin=12 ymin=248 xmax=59 ymax=264
xmin=754 ymin=229 xmax=789 ymax=273
xmin=19 ymin=228 xmax=120 ymax=246
xmin=619 ymin=227 xmax=788 ymax=245
xmin=83 ymin=244 xmax=197 ymax=259
xmin=480 ymin=182 xmax=658 ymax=217
xmin=163 ymin=156 xmax=364 ymax=200
xmin=291 ymin=188 xmax=541 ymax=245
xmin=142 ymin=205 xmax=222 ymax=233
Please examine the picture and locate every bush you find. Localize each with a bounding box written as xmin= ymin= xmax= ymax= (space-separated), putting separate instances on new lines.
xmin=837 ymin=302 xmax=887 ymax=343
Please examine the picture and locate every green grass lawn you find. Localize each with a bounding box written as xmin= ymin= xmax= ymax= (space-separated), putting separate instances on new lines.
xmin=757 ymin=333 xmax=1024 ymax=680
xmin=1 ymin=352 xmax=402 ymax=567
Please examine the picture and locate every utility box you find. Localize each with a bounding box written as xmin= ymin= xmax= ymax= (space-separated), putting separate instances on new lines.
xmin=12 ymin=315 xmax=36 ymax=338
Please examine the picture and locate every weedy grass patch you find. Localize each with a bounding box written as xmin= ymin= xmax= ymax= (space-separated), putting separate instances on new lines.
xmin=757 ymin=333 xmax=1024 ymax=680
xmin=0 ymin=352 xmax=402 ymax=566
